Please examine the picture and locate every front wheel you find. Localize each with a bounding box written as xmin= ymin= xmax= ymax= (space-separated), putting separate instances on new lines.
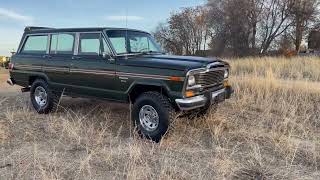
xmin=132 ymin=92 xmax=175 ymax=142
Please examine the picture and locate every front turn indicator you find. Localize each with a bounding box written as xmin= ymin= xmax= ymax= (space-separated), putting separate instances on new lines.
xmin=169 ymin=76 xmax=183 ymax=81
xmin=224 ymin=80 xmax=230 ymax=87
xmin=185 ymin=90 xmax=195 ymax=98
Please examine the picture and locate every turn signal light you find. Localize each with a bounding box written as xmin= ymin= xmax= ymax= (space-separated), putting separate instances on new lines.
xmin=224 ymin=80 xmax=229 ymax=87
xmin=185 ymin=90 xmax=195 ymax=97
xmin=169 ymin=76 xmax=182 ymax=81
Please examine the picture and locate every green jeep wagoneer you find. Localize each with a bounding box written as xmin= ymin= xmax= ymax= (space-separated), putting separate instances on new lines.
xmin=7 ymin=27 xmax=233 ymax=142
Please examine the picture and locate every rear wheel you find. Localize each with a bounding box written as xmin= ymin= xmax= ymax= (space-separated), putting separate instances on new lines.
xmin=30 ymin=79 xmax=61 ymax=114
xmin=132 ymin=92 xmax=175 ymax=142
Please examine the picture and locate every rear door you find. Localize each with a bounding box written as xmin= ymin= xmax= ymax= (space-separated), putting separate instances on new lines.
xmin=43 ymin=33 xmax=75 ymax=91
xmin=69 ymin=32 xmax=119 ymax=100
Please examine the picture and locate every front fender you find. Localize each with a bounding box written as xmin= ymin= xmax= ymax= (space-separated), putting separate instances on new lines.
xmin=127 ymin=79 xmax=183 ymax=101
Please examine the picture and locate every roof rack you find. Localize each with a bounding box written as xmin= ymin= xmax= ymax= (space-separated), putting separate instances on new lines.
xmin=24 ymin=26 xmax=54 ymax=32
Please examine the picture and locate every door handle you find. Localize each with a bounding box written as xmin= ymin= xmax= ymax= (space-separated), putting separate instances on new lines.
xmin=43 ymin=55 xmax=52 ymax=59
xmin=72 ymin=56 xmax=81 ymax=60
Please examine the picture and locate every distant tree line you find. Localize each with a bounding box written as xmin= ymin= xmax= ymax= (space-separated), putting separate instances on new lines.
xmin=153 ymin=0 xmax=320 ymax=57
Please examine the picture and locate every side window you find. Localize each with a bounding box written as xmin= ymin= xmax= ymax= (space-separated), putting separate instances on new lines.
xmin=21 ymin=35 xmax=48 ymax=54
xmin=109 ymin=37 xmax=126 ymax=54
xmin=50 ymin=33 xmax=75 ymax=54
xmin=79 ymin=33 xmax=101 ymax=55
xmin=78 ymin=33 xmax=112 ymax=56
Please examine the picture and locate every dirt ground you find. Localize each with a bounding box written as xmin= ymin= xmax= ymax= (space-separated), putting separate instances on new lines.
xmin=0 ymin=69 xmax=20 ymax=96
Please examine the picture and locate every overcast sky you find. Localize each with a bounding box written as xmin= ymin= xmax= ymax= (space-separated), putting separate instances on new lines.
xmin=0 ymin=0 xmax=205 ymax=56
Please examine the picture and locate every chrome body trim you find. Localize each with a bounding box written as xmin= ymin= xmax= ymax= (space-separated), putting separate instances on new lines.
xmin=187 ymin=63 xmax=228 ymax=76
xmin=211 ymin=88 xmax=226 ymax=99
xmin=74 ymin=32 xmax=80 ymax=56
xmin=11 ymin=63 xmax=183 ymax=80
xmin=14 ymin=64 xmax=42 ymax=70
xmin=70 ymin=69 xmax=115 ymax=76
xmin=43 ymin=67 xmax=69 ymax=72
xmin=175 ymin=95 xmax=208 ymax=111
xmin=116 ymin=72 xmax=184 ymax=81
xmin=101 ymin=32 xmax=117 ymax=57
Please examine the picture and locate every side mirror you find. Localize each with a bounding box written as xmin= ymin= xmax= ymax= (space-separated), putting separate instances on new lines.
xmin=102 ymin=52 xmax=115 ymax=61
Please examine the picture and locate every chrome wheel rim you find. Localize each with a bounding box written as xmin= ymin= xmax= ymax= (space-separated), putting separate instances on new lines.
xmin=34 ymin=86 xmax=47 ymax=107
xmin=139 ymin=105 xmax=159 ymax=132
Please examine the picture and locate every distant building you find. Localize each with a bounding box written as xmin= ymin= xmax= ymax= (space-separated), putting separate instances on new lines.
xmin=308 ymin=29 xmax=320 ymax=52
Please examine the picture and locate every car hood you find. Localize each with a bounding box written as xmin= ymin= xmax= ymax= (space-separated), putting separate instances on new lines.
xmin=118 ymin=54 xmax=225 ymax=71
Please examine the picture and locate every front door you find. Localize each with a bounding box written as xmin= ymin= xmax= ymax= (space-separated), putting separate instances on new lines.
xmin=69 ymin=32 xmax=119 ymax=100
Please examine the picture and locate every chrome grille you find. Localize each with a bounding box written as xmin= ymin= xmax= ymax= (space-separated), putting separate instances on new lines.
xmin=194 ymin=70 xmax=225 ymax=88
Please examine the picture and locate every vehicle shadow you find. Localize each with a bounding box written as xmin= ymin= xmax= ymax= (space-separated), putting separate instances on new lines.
xmin=56 ymin=97 xmax=134 ymax=139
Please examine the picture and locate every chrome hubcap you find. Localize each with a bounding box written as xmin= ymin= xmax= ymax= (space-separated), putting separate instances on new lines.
xmin=34 ymin=86 xmax=47 ymax=107
xmin=139 ymin=105 xmax=159 ymax=132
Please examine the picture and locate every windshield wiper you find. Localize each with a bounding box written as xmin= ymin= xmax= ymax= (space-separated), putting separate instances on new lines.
xmin=133 ymin=50 xmax=164 ymax=55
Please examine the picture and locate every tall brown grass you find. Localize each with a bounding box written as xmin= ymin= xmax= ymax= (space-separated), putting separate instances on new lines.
xmin=0 ymin=57 xmax=319 ymax=179
xmin=230 ymin=56 xmax=320 ymax=81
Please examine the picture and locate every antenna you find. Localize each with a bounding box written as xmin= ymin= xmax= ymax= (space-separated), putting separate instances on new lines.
xmin=125 ymin=8 xmax=128 ymax=60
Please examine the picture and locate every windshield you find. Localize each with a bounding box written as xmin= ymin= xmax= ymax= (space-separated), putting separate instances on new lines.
xmin=106 ymin=30 xmax=162 ymax=55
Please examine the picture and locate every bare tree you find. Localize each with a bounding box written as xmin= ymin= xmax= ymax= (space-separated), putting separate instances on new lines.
xmin=290 ymin=0 xmax=319 ymax=52
xmin=153 ymin=7 xmax=211 ymax=55
xmin=154 ymin=0 xmax=320 ymax=57
xmin=153 ymin=23 xmax=183 ymax=55
xmin=207 ymin=0 xmax=265 ymax=56
xmin=259 ymin=0 xmax=294 ymax=54
xmin=248 ymin=0 xmax=265 ymax=49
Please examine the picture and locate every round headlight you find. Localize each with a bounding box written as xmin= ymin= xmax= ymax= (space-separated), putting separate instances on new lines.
xmin=224 ymin=70 xmax=229 ymax=78
xmin=188 ymin=75 xmax=196 ymax=86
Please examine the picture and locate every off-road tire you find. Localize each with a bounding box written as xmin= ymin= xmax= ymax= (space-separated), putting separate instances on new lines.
xmin=132 ymin=91 xmax=175 ymax=142
xmin=30 ymin=79 xmax=61 ymax=114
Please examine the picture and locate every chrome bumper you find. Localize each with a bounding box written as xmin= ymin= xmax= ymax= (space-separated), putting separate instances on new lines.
xmin=175 ymin=87 xmax=233 ymax=111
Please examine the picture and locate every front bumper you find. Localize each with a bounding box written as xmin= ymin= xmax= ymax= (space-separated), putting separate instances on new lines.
xmin=175 ymin=86 xmax=233 ymax=111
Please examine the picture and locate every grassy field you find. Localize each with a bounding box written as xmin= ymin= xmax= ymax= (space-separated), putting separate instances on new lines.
xmin=0 ymin=57 xmax=320 ymax=179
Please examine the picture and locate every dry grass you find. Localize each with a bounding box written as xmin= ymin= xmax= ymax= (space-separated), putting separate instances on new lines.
xmin=230 ymin=56 xmax=320 ymax=81
xmin=0 ymin=57 xmax=320 ymax=179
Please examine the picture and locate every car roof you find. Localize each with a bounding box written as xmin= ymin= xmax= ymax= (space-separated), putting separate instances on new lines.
xmin=24 ymin=26 xmax=150 ymax=34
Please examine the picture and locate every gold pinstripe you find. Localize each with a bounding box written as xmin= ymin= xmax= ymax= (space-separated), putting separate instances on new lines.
xmin=15 ymin=64 xmax=42 ymax=70
xmin=13 ymin=64 xmax=184 ymax=81
xmin=71 ymin=69 xmax=115 ymax=76
xmin=43 ymin=67 xmax=69 ymax=72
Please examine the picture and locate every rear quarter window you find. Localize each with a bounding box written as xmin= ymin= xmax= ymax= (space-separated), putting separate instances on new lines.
xmin=21 ymin=35 xmax=48 ymax=54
